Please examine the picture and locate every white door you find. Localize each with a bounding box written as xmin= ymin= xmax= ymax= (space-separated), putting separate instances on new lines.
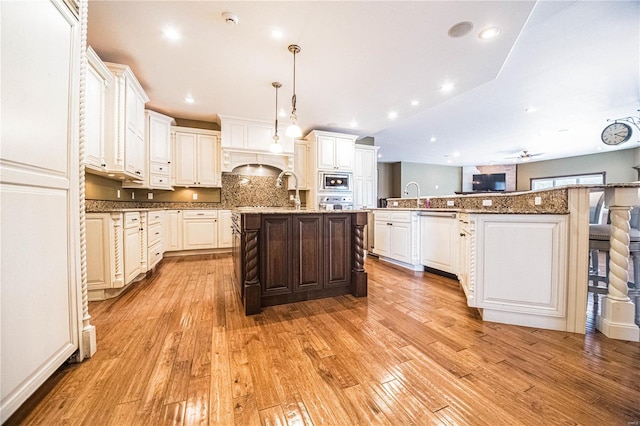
xmin=183 ymin=220 xmax=218 ymax=249
xmin=218 ymin=210 xmax=233 ymax=248
xmin=334 ymin=137 xmax=354 ymax=170
xmin=390 ymin=222 xmax=411 ymax=263
xmin=149 ymin=113 xmax=171 ymax=164
xmin=85 ymin=65 xmax=104 ymax=168
xmin=197 ymin=134 xmax=218 ymax=186
xmin=317 ymin=136 xmax=335 ymax=170
xmin=1 ymin=0 xmax=80 ymax=419
xmin=174 ymin=132 xmax=197 ymax=185
xmin=165 ymin=210 xmax=183 ymax=251
xmin=373 ymin=222 xmax=390 ymax=257
xmin=124 ymin=225 xmax=142 ymax=284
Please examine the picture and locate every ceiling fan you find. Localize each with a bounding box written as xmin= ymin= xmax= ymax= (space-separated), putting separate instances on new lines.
xmin=505 ymin=150 xmax=543 ymax=162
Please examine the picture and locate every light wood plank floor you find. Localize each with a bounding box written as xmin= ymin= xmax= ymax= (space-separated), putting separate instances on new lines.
xmin=8 ymin=254 xmax=640 ymax=425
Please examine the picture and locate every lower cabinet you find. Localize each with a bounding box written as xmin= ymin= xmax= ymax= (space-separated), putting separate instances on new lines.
xmin=372 ymin=209 xmax=421 ymax=270
xmin=218 ymin=209 xmax=233 ymax=248
xmin=164 ymin=209 xmax=183 ymax=252
xmin=420 ymin=212 xmax=458 ymax=275
xmin=183 ymin=210 xmax=218 ymax=250
xmin=123 ymin=212 xmax=143 ymax=284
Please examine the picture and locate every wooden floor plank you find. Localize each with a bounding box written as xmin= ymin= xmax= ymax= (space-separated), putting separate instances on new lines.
xmin=7 ymin=254 xmax=640 ymax=426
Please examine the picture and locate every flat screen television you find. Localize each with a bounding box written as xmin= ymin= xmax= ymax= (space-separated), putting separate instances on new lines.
xmin=472 ymin=173 xmax=506 ymax=192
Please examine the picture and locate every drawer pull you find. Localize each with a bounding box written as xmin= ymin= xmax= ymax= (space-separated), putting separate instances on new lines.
xmin=197 ymin=213 xmax=204 ymax=216
xmin=155 ymin=232 xmax=160 ymax=235
xmin=132 ymin=218 xmax=138 ymax=221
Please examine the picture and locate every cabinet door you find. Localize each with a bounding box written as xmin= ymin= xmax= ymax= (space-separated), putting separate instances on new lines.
xmin=174 ymin=132 xmax=197 ymax=185
xmin=293 ymin=215 xmax=323 ymax=292
xmin=197 ymin=134 xmax=218 ymax=186
xmin=85 ymin=65 xmax=104 ymax=169
xmin=317 ymin=136 xmax=336 ymax=170
xmin=334 ymin=137 xmax=354 ymax=170
xmin=390 ymin=222 xmax=411 ymax=263
xmin=165 ymin=210 xmax=183 ymax=251
xmin=86 ymin=214 xmax=111 ymax=290
xmin=290 ymin=141 xmax=309 ymax=190
xmin=246 ymin=123 xmax=273 ymax=151
xmin=124 ymin=81 xmax=143 ymax=176
xmin=183 ymin=219 xmax=218 ymax=249
xmin=324 ymin=214 xmax=351 ymax=287
xmin=124 ymin=225 xmax=142 ymax=284
xmin=218 ymin=210 xmax=233 ymax=248
xmin=373 ymin=221 xmax=390 ymax=256
xmin=261 ymin=215 xmax=292 ymax=296
xmin=149 ymin=113 xmax=171 ymax=164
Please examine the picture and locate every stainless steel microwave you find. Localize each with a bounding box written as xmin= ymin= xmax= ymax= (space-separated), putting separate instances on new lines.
xmin=319 ymin=172 xmax=352 ymax=191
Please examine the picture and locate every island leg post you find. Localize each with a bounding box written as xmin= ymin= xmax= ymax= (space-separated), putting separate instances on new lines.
xmin=244 ymin=214 xmax=262 ymax=315
xmin=352 ymin=211 xmax=368 ymax=297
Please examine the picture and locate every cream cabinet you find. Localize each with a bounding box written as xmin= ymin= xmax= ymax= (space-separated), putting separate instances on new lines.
xmin=354 ymin=145 xmax=379 ymax=209
xmin=307 ymin=130 xmax=356 ymax=171
xmin=420 ymin=212 xmax=459 ymax=275
xmin=147 ymin=111 xmax=174 ymax=190
xmin=173 ymin=127 xmax=221 ymax=187
xmin=147 ymin=210 xmax=164 ymax=269
xmin=289 ymin=140 xmax=310 ymax=190
xmin=85 ymin=46 xmax=113 ymax=172
xmin=164 ymin=210 xmax=183 ymax=252
xmin=219 ymin=115 xmax=294 ymax=154
xmin=183 ymin=210 xmax=218 ymax=250
xmin=87 ymin=213 xmax=125 ymax=300
xmin=123 ymin=212 xmax=143 ymax=283
xmin=103 ymin=62 xmax=149 ymax=183
xmin=373 ymin=210 xmax=421 ymax=270
xmin=218 ymin=210 xmax=233 ymax=248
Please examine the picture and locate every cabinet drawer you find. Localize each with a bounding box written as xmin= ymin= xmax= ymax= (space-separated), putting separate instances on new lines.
xmin=183 ymin=210 xmax=217 ymax=219
xmin=150 ymin=163 xmax=170 ymax=174
xmin=373 ymin=210 xmax=391 ymax=221
xmin=390 ymin=211 xmax=412 ymax=222
xmin=148 ymin=210 xmax=163 ymax=224
xmin=150 ymin=174 xmax=171 ymax=188
xmin=148 ymin=222 xmax=162 ymax=246
xmin=124 ymin=212 xmax=141 ymax=227
xmin=148 ymin=241 xmax=163 ymax=269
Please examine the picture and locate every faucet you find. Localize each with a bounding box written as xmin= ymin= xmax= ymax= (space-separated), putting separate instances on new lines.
xmin=404 ymin=181 xmax=421 ymax=208
xmin=276 ymin=170 xmax=301 ymax=210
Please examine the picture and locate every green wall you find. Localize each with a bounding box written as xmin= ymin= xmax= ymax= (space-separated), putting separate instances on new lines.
xmin=399 ymin=162 xmax=462 ymax=197
xmin=516 ymin=148 xmax=638 ymax=190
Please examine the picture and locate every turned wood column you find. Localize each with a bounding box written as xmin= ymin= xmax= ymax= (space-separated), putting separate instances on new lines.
xmin=597 ymin=187 xmax=640 ymax=342
xmin=352 ymin=211 xmax=368 ymax=297
xmin=243 ymin=214 xmax=262 ymax=315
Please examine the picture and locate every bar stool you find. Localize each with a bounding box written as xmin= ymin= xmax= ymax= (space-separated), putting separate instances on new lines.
xmin=588 ymin=206 xmax=640 ymax=325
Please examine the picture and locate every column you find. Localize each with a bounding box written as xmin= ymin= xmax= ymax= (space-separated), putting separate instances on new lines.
xmin=597 ymin=187 xmax=640 ymax=341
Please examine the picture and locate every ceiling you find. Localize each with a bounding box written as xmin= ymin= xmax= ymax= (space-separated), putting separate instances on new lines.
xmin=88 ymin=1 xmax=640 ymax=166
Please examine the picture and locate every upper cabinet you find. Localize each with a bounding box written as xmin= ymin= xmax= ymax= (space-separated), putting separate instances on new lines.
xmin=102 ymin=61 xmax=149 ymax=182
xmin=354 ymin=145 xmax=379 ymax=209
xmin=85 ymin=47 xmax=113 ymax=172
xmin=220 ymin=115 xmax=294 ymax=154
xmin=290 ymin=140 xmax=310 ymax=190
xmin=172 ymin=126 xmax=221 ymax=187
xmin=306 ymin=130 xmax=357 ymax=171
xmin=146 ymin=110 xmax=174 ymax=190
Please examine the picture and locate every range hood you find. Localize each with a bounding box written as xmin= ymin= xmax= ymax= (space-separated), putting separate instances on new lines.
xmin=221 ymin=148 xmax=293 ymax=173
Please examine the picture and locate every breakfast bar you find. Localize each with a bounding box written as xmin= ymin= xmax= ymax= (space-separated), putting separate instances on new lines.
xmin=231 ymin=209 xmax=368 ymax=315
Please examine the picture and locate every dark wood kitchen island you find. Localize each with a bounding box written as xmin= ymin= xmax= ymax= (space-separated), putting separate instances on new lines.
xmin=231 ymin=209 xmax=368 ymax=315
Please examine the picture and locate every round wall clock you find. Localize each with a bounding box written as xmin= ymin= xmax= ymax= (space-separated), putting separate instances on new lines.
xmin=601 ymin=122 xmax=632 ymax=145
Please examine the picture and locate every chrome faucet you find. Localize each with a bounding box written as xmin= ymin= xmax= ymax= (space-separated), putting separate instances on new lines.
xmin=276 ymin=170 xmax=301 ymax=210
xmin=404 ymin=181 xmax=421 ymax=208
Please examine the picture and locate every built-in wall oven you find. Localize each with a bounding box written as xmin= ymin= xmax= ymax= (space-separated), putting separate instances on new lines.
xmin=319 ymin=172 xmax=352 ymax=192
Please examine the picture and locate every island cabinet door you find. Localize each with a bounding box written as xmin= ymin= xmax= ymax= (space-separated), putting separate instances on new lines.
xmin=324 ymin=214 xmax=352 ymax=287
xmin=292 ymin=215 xmax=324 ymax=292
xmin=261 ymin=215 xmax=293 ymax=296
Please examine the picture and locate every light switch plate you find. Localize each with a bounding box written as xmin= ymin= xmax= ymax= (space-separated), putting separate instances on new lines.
xmin=192 ymin=193 xmax=198 ymax=200
xmin=392 ymin=201 xmax=398 ymax=207
xmin=148 ymin=193 xmax=153 ymax=200
xmin=447 ymin=200 xmax=455 ymax=207
xmin=482 ymin=199 xmax=492 ymax=206
xmin=535 ymin=196 xmax=542 ymax=205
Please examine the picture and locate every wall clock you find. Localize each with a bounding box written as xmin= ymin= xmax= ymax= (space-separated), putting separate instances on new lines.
xmin=601 ymin=122 xmax=632 ymax=145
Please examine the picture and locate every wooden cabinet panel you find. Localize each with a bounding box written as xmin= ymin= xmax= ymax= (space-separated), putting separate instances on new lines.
xmin=183 ymin=218 xmax=218 ymax=250
xmin=293 ymin=215 xmax=323 ymax=292
xmin=324 ymin=214 xmax=351 ymax=287
xmin=174 ymin=132 xmax=197 ymax=185
xmin=261 ymin=215 xmax=292 ymax=295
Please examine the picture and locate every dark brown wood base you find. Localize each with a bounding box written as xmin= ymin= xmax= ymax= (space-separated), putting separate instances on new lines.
xmin=232 ymin=211 xmax=368 ymax=315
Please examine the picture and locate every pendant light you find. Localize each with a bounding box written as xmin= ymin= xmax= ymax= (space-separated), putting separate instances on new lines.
xmin=269 ymin=82 xmax=283 ymax=153
xmin=285 ymin=44 xmax=302 ymax=138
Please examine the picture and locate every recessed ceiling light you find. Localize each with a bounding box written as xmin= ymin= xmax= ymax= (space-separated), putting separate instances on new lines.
xmin=185 ymin=96 xmax=195 ymax=104
xmin=430 ymin=136 xmax=437 ymax=142
xmin=163 ymin=26 xmax=182 ymax=41
xmin=440 ymin=81 xmax=455 ymax=92
xmin=350 ymin=120 xmax=358 ymax=128
xmin=452 ymin=151 xmax=460 ymax=157
xmin=411 ymin=100 xmax=419 ymax=107
xmin=479 ymin=26 xmax=501 ymax=40
xmin=271 ymin=29 xmax=283 ymax=39
xmin=447 ymin=159 xmax=452 ymax=164
xmin=448 ymin=21 xmax=474 ymax=38
xmin=388 ymin=111 xmax=398 ymax=120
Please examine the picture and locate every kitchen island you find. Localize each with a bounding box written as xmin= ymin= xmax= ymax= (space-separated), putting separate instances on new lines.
xmin=231 ymin=209 xmax=368 ymax=315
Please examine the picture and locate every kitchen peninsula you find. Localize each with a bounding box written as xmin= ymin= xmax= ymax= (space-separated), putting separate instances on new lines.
xmin=232 ymin=209 xmax=368 ymax=315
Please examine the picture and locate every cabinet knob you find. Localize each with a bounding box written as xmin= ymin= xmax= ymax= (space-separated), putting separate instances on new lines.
xmin=460 ymin=233 xmax=465 ymax=237
xmin=167 ymin=161 xmax=171 ymax=164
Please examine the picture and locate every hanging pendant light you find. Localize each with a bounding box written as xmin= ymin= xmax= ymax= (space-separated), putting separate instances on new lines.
xmin=285 ymin=44 xmax=302 ymax=138
xmin=269 ymin=82 xmax=283 ymax=153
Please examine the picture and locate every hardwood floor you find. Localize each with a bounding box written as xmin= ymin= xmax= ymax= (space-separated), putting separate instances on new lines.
xmin=8 ymin=254 xmax=640 ymax=425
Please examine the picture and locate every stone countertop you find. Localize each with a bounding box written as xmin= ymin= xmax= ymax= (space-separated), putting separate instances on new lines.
xmin=232 ymin=208 xmax=367 ymax=214
xmin=370 ymin=207 xmax=569 ymax=215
